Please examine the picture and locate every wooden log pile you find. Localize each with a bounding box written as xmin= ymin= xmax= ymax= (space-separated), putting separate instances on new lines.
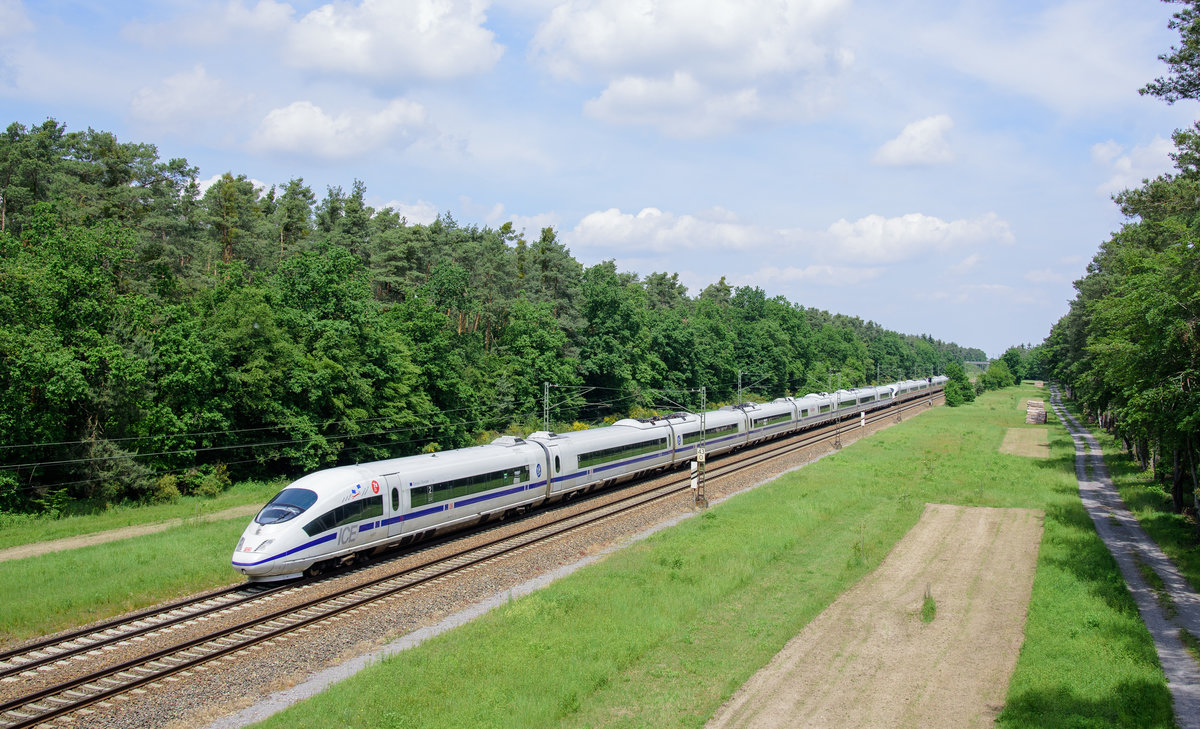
xmin=1025 ymin=400 xmax=1046 ymax=424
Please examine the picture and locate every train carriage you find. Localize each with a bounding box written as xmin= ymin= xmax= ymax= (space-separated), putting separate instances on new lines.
xmin=527 ymin=418 xmax=678 ymax=495
xmin=667 ymin=409 xmax=746 ymax=461
xmin=732 ymin=399 xmax=799 ymax=445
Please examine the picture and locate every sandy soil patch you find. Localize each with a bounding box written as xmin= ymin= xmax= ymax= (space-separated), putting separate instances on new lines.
xmin=707 ymin=504 xmax=1043 ymax=729
xmin=0 ymin=503 xmax=261 ymax=563
xmin=1000 ymin=428 xmax=1049 ymax=458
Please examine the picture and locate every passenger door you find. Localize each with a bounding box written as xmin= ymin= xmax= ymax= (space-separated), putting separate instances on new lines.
xmin=384 ymin=473 xmax=406 ymax=538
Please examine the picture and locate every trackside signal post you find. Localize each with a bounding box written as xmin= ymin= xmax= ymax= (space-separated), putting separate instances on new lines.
xmin=693 ymin=386 xmax=708 ymax=509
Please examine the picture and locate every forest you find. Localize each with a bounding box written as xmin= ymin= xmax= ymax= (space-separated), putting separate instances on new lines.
xmin=0 ymin=119 xmax=984 ymax=513
xmin=1044 ymin=0 xmax=1200 ymax=521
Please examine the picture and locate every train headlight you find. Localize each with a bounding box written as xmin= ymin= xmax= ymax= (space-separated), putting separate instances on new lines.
xmin=255 ymin=539 xmax=274 ymax=552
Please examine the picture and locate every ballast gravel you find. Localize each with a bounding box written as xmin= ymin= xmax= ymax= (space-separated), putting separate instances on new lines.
xmin=43 ymin=399 xmax=938 ymax=729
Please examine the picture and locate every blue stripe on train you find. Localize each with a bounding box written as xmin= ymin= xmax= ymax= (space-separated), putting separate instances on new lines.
xmin=232 ymin=532 xmax=337 ymax=568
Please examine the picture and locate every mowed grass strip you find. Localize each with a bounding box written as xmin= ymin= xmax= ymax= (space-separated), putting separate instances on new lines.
xmin=252 ymin=385 xmax=1173 ymax=729
xmin=0 ymin=518 xmax=248 ymax=644
xmin=0 ymin=479 xmax=285 ymax=552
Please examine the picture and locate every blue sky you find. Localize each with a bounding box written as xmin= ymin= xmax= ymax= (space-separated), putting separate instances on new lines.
xmin=1 ymin=0 xmax=1195 ymax=357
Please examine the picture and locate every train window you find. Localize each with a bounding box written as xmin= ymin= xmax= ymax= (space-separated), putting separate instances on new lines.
xmin=681 ymin=424 xmax=737 ymax=445
xmin=578 ymin=437 xmax=668 ymax=468
xmin=255 ymin=488 xmax=319 ymax=525
xmin=554 ymin=456 xmax=560 ymax=473
xmin=819 ymin=404 xmax=831 ymax=413
xmin=302 ymin=495 xmax=384 ymax=537
xmin=751 ymin=413 xmax=791 ymax=428
xmin=412 ymin=465 xmax=532 ymax=508
xmin=391 ymin=487 xmax=399 ymax=512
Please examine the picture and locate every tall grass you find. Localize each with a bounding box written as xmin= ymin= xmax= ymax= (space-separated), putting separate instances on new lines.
xmin=250 ymin=385 xmax=1173 ymax=729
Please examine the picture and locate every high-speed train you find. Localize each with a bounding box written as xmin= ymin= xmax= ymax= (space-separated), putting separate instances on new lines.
xmin=233 ymin=376 xmax=948 ymax=580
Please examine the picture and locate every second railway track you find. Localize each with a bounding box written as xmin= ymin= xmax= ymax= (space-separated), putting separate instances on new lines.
xmin=0 ymin=390 xmax=941 ymax=729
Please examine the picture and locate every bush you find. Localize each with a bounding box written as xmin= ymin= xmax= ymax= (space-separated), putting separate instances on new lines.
xmin=981 ymin=360 xmax=1016 ymax=391
xmin=151 ymin=474 xmax=182 ymax=504
xmin=180 ymin=464 xmax=232 ymax=498
xmin=944 ymin=381 xmax=966 ymax=407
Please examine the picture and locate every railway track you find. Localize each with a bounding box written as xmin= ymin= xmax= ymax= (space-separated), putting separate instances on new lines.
xmin=0 ymin=389 xmax=940 ymax=728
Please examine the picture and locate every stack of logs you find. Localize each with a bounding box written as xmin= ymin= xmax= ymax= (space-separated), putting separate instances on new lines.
xmin=1026 ymin=399 xmax=1046 ymax=424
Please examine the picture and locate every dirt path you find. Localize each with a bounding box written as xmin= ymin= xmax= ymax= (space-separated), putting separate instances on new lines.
xmin=707 ymin=504 xmax=1043 ymax=729
xmin=1049 ymin=385 xmax=1200 ymax=728
xmin=0 ymin=504 xmax=261 ymax=563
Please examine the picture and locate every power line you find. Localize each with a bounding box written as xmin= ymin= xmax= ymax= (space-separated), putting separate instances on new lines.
xmin=5 ymin=410 xmax=540 ymax=496
xmin=0 ymin=404 xmax=489 ymax=452
xmin=0 ymin=408 xmax=530 ymax=474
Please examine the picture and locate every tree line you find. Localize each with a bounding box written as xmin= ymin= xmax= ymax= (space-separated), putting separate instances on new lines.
xmin=0 ymin=119 xmax=984 ymax=513
xmin=1044 ymin=0 xmax=1200 ymax=522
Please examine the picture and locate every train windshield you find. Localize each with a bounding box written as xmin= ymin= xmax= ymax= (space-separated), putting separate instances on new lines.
xmin=255 ymin=488 xmax=319 ymax=525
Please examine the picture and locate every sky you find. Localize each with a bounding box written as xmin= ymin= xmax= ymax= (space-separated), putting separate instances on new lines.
xmin=1 ymin=0 xmax=1196 ymax=358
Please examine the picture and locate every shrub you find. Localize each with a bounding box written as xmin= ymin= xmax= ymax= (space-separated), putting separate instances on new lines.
xmin=151 ymin=474 xmax=182 ymax=504
xmin=180 ymin=464 xmax=232 ymax=498
xmin=944 ymin=381 xmax=966 ymax=407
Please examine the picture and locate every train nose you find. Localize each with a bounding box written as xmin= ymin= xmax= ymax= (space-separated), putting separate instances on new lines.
xmin=231 ymin=536 xmax=279 ymax=576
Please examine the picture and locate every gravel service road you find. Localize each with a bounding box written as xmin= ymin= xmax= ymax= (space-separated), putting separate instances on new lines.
xmin=1050 ymin=385 xmax=1200 ymax=729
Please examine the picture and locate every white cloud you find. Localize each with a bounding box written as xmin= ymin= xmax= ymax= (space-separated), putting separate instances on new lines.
xmin=378 ymin=199 xmax=441 ymax=225
xmin=123 ymin=0 xmax=293 ymax=47
xmin=825 ymin=212 xmax=1014 ymax=263
xmin=583 ymin=72 xmax=762 ymax=137
xmin=0 ymin=0 xmax=33 ymax=38
xmin=567 ymin=206 xmax=765 ymax=253
xmin=196 ymin=173 xmax=269 ymax=196
xmin=123 ymin=0 xmax=502 ymax=82
xmin=873 ymin=114 xmax=953 ymax=166
xmin=735 ymin=264 xmax=883 ymax=287
xmin=531 ymin=0 xmax=851 ymax=134
xmin=472 ymin=201 xmax=559 ymax=236
xmin=1092 ymin=136 xmax=1174 ymax=197
xmin=248 ymin=99 xmax=427 ymax=160
xmin=532 ymin=0 xmax=846 ymax=80
xmin=948 ymin=252 xmax=981 ymax=274
xmin=130 ymin=65 xmax=250 ymax=125
xmin=283 ymin=0 xmax=504 ymax=81
xmin=564 ymin=206 xmax=1012 ymax=267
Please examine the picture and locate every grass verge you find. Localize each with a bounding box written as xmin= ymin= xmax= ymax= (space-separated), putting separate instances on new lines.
xmin=0 ymin=479 xmax=285 ymax=552
xmin=0 ymin=518 xmax=249 ymax=644
xmin=245 ymin=384 xmax=1173 ymax=729
xmin=1182 ymin=629 xmax=1200 ymax=666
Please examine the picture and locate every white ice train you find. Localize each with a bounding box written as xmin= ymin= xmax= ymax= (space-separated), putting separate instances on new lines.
xmin=233 ymin=376 xmax=948 ymax=580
